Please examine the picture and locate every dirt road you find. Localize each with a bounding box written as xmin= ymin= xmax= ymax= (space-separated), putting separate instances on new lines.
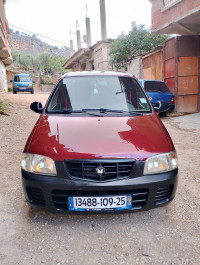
xmin=0 ymin=92 xmax=199 ymax=265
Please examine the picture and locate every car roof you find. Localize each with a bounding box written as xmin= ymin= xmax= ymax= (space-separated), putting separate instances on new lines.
xmin=14 ymin=73 xmax=30 ymax=76
xmin=139 ymin=79 xmax=165 ymax=82
xmin=62 ymin=71 xmax=133 ymax=78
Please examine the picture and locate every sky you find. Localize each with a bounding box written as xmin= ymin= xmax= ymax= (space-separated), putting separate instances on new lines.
xmin=5 ymin=0 xmax=152 ymax=50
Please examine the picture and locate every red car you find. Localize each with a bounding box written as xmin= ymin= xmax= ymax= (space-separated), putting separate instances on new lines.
xmin=21 ymin=71 xmax=178 ymax=213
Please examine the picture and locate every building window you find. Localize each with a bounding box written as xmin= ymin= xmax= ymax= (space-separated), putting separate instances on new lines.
xmin=162 ymin=0 xmax=182 ymax=12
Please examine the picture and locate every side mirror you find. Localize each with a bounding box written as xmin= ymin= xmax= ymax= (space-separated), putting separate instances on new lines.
xmin=10 ymin=80 xmax=13 ymax=82
xmin=32 ymin=81 xmax=36 ymax=84
xmin=154 ymin=101 xmax=169 ymax=113
xmin=30 ymin=102 xmax=43 ymax=114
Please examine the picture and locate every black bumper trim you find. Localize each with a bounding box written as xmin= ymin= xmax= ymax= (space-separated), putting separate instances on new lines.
xmin=22 ymin=168 xmax=178 ymax=213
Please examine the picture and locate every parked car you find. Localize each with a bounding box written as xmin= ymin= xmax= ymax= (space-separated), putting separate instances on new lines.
xmin=21 ymin=71 xmax=178 ymax=213
xmin=11 ymin=73 xmax=34 ymax=94
xmin=139 ymin=79 xmax=175 ymax=114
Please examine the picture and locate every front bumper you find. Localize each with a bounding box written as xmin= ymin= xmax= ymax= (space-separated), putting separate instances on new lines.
xmin=13 ymin=87 xmax=33 ymax=92
xmin=22 ymin=168 xmax=178 ymax=214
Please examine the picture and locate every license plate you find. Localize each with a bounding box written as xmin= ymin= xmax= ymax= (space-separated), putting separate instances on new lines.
xmin=68 ymin=195 xmax=132 ymax=211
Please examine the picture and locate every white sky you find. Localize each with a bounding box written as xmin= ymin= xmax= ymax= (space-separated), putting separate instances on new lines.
xmin=5 ymin=0 xmax=152 ymax=49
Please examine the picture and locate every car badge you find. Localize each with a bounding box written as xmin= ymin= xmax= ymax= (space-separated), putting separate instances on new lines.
xmin=95 ymin=166 xmax=105 ymax=176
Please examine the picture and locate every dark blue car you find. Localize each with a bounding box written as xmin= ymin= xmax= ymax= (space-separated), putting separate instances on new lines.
xmin=139 ymin=80 xmax=174 ymax=114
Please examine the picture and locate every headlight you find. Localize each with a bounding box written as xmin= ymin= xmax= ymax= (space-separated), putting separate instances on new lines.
xmin=28 ymin=83 xmax=32 ymax=87
xmin=13 ymin=84 xmax=17 ymax=88
xmin=144 ymin=151 xmax=178 ymax=175
xmin=21 ymin=153 xmax=57 ymax=176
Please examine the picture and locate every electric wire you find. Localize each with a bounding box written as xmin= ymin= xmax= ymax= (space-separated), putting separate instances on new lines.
xmin=9 ymin=23 xmax=71 ymax=47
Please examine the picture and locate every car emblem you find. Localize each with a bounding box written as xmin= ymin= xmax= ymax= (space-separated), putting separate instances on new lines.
xmin=95 ymin=166 xmax=105 ymax=176
xmin=149 ymin=97 xmax=152 ymax=101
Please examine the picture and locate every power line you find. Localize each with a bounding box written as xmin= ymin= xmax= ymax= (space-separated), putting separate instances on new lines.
xmin=9 ymin=24 xmax=71 ymax=47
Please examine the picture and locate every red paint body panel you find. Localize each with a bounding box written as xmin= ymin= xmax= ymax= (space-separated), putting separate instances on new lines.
xmin=25 ymin=113 xmax=174 ymax=161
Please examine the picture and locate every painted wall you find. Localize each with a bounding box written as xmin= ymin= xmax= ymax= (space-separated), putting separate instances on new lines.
xmin=0 ymin=61 xmax=8 ymax=92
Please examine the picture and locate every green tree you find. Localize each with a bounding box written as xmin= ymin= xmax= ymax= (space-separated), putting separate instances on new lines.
xmin=49 ymin=55 xmax=66 ymax=73
xmin=38 ymin=53 xmax=52 ymax=74
xmin=12 ymin=50 xmax=67 ymax=75
xmin=39 ymin=53 xmax=67 ymax=75
xmin=109 ymin=25 xmax=169 ymax=70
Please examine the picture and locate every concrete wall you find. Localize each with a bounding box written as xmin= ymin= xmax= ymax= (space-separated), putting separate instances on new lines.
xmin=93 ymin=46 xmax=102 ymax=70
xmin=93 ymin=41 xmax=113 ymax=71
xmin=0 ymin=61 xmax=8 ymax=91
xmin=126 ymin=57 xmax=143 ymax=79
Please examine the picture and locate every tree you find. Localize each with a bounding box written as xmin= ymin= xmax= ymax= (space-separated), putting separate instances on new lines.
xmin=39 ymin=53 xmax=67 ymax=75
xmin=12 ymin=50 xmax=67 ymax=75
xmin=49 ymin=55 xmax=66 ymax=73
xmin=38 ymin=53 xmax=52 ymax=74
xmin=109 ymin=25 xmax=169 ymax=70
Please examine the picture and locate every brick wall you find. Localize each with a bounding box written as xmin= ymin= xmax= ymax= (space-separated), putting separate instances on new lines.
xmin=151 ymin=0 xmax=200 ymax=32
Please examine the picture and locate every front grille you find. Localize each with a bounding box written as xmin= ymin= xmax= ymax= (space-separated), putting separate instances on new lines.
xmin=154 ymin=185 xmax=173 ymax=205
xmin=51 ymin=189 xmax=148 ymax=211
xmin=26 ymin=186 xmax=46 ymax=206
xmin=65 ymin=160 xmax=135 ymax=182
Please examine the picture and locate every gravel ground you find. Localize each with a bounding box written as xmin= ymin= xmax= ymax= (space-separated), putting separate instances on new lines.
xmin=0 ymin=92 xmax=199 ymax=265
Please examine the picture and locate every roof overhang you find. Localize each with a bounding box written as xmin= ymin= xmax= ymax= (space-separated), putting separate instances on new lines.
xmin=63 ymin=48 xmax=92 ymax=69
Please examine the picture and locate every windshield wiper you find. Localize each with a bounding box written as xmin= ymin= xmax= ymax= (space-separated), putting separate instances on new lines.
xmin=59 ymin=109 xmax=102 ymax=117
xmin=82 ymin=108 xmax=143 ymax=116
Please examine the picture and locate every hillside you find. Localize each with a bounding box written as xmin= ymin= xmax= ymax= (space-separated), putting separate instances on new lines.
xmin=9 ymin=30 xmax=70 ymax=58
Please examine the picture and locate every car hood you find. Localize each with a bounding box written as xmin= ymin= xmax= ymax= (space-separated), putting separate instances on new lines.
xmin=26 ymin=114 xmax=174 ymax=161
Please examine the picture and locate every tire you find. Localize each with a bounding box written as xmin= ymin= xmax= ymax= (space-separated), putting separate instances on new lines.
xmin=31 ymin=90 xmax=34 ymax=94
xmin=159 ymin=112 xmax=167 ymax=117
xmin=13 ymin=91 xmax=17 ymax=94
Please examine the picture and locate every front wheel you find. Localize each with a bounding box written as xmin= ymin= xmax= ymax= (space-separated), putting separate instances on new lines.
xmin=159 ymin=112 xmax=167 ymax=117
xmin=13 ymin=91 xmax=17 ymax=94
xmin=31 ymin=90 xmax=34 ymax=94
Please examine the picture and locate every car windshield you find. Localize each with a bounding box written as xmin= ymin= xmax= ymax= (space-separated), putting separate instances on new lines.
xmin=14 ymin=76 xmax=31 ymax=82
xmin=144 ymin=81 xmax=171 ymax=93
xmin=47 ymin=76 xmax=151 ymax=114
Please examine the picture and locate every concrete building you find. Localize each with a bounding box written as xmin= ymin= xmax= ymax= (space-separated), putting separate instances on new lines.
xmin=63 ymin=0 xmax=113 ymax=72
xmin=150 ymin=0 xmax=200 ymax=35
xmin=0 ymin=0 xmax=13 ymax=92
